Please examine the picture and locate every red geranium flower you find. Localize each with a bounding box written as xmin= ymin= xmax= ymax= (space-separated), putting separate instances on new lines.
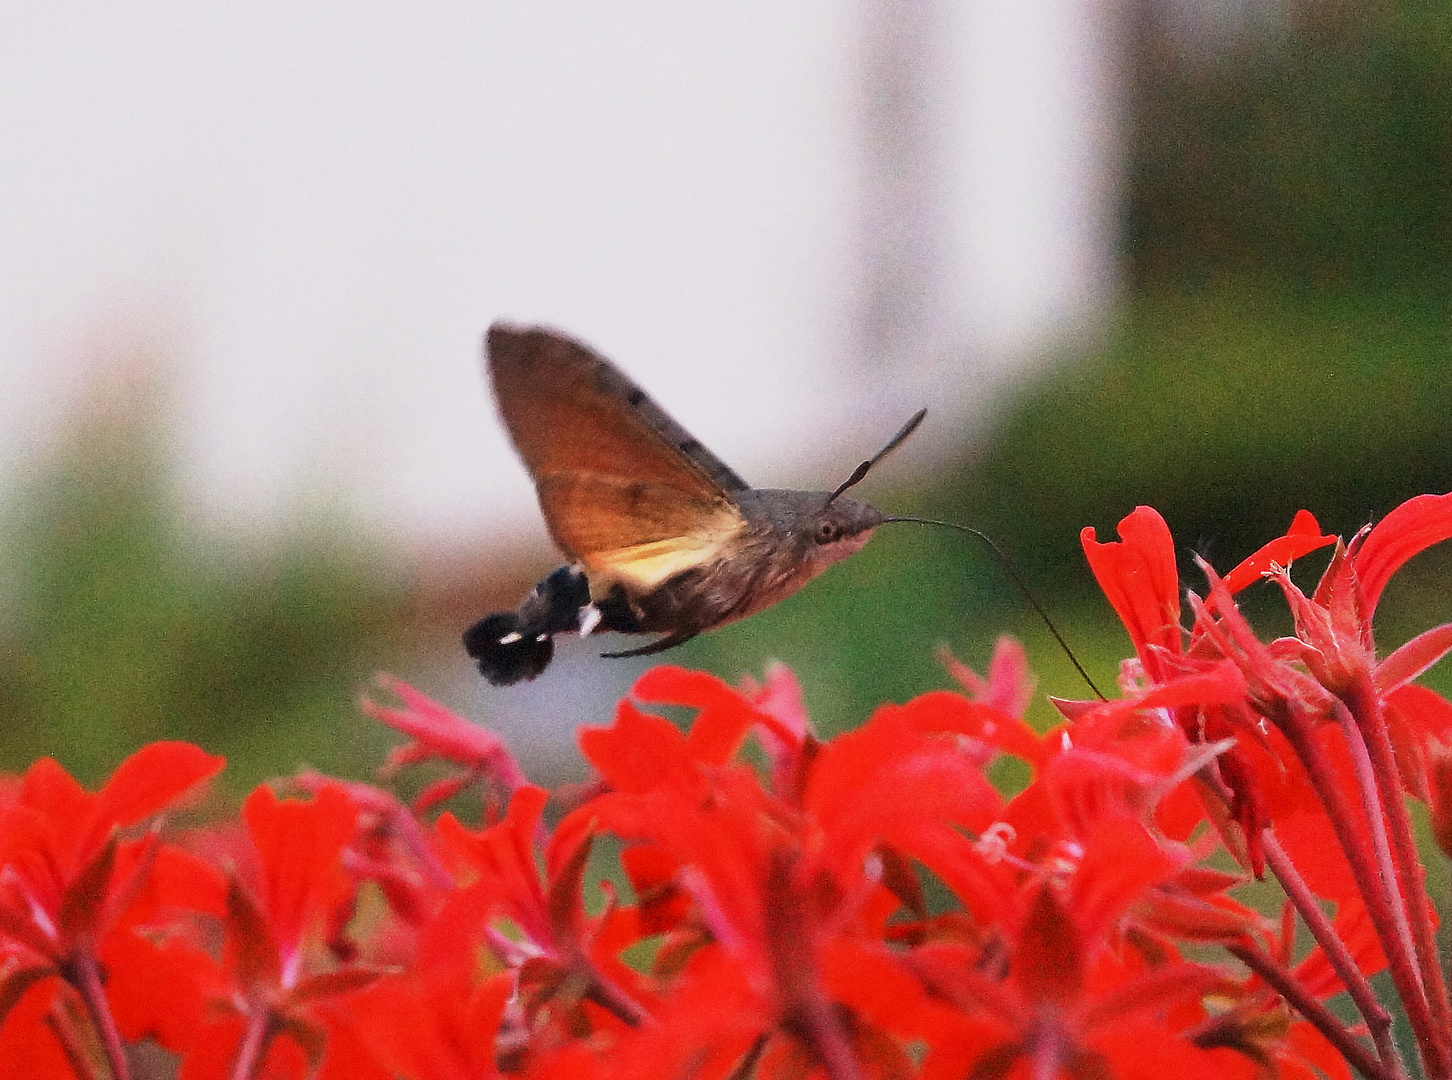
xmin=0 ymin=742 xmax=222 ymax=1078
xmin=177 ymin=783 xmax=386 ymax=1080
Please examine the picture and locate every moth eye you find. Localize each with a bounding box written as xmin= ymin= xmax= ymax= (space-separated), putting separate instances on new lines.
xmin=815 ymin=521 xmax=841 ymax=544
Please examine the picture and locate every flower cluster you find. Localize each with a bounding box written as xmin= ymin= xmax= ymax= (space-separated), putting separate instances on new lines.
xmin=1 ymin=495 xmax=1450 ymax=1080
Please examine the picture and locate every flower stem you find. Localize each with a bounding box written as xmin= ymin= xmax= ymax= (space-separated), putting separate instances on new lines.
xmin=724 ymin=1034 xmax=770 ymax=1080
xmin=1229 ymin=941 xmax=1386 ymax=1080
xmin=1275 ymin=701 xmax=1438 ymax=1067
xmin=1262 ymin=834 xmax=1401 ymax=1074
xmin=1340 ymin=676 xmax=1452 ymax=1080
xmin=44 ymin=1002 xmax=98 ymax=1080
xmin=583 ymin=969 xmax=648 ymax=1028
xmin=62 ymin=949 xmax=128 ymax=1080
xmin=229 ymin=1007 xmax=278 ymax=1080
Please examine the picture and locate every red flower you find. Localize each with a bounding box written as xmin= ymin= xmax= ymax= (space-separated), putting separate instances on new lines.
xmin=363 ymin=675 xmax=527 ymax=814
xmin=1084 ymin=500 xmax=1452 ymax=1080
xmin=911 ymin=823 xmax=1229 ymax=1080
xmin=0 ymin=743 xmax=222 ymax=1075
xmin=940 ymin=635 xmax=1037 ymax=722
xmin=336 ymin=896 xmax=513 ymax=1080
xmin=432 ymin=783 xmax=652 ymax=1053
xmin=550 ymin=667 xmax=1011 ymax=1076
xmin=176 ymin=783 xmax=384 ymax=1080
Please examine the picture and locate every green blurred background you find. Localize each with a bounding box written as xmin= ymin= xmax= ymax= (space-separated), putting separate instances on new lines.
xmin=3 ymin=1 xmax=1451 ymax=788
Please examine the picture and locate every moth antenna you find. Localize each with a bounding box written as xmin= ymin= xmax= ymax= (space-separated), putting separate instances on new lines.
xmin=882 ymin=515 xmax=1106 ymax=700
xmin=826 ymin=408 xmax=928 ymax=505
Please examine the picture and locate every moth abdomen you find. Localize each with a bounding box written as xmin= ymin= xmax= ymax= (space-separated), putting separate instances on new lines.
xmin=463 ymin=611 xmax=553 ymax=687
xmin=464 ymin=565 xmax=592 ymax=686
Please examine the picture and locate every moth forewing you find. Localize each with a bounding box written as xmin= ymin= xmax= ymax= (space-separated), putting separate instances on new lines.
xmin=487 ymin=325 xmax=744 ymax=500
xmin=534 ymin=472 xmax=745 ymax=575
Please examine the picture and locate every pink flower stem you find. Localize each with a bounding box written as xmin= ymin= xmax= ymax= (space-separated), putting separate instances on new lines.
xmin=793 ymin=996 xmax=864 ymax=1080
xmin=1339 ymin=676 xmax=1452 ymax=1080
xmin=62 ymin=948 xmax=129 ymax=1080
xmin=1274 ymin=701 xmax=1438 ymax=1068
xmin=1261 ymin=833 xmax=1400 ymax=1072
xmin=724 ymin=1034 xmax=770 ymax=1080
xmin=581 ymin=966 xmax=648 ymax=1028
xmin=43 ymin=1003 xmax=98 ymax=1080
xmin=228 ymin=1007 xmax=279 ymax=1080
xmin=1228 ymin=941 xmax=1387 ymax=1080
xmin=1200 ymin=761 xmax=1391 ymax=1052
xmin=1328 ymin=700 xmax=1421 ymax=989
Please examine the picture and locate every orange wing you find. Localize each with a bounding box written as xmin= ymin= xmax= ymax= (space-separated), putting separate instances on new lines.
xmin=487 ymin=325 xmax=747 ymax=591
xmin=535 ymin=473 xmax=744 ymax=593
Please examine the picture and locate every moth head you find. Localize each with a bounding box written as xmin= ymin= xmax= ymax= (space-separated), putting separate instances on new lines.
xmin=801 ymin=494 xmax=884 ymax=567
xmin=790 ymin=407 xmax=923 ymax=568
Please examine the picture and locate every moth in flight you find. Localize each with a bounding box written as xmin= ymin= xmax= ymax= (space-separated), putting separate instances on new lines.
xmin=465 ymin=324 xmax=924 ymax=686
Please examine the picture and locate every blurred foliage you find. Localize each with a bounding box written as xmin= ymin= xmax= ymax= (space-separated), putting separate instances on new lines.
xmin=693 ymin=0 xmax=1452 ymax=731
xmin=690 ymin=280 xmax=1452 ymax=736
xmin=957 ymin=282 xmax=1452 ymax=587
xmin=1126 ymin=0 xmax=1452 ymax=289
xmin=0 ymin=384 xmax=408 ymax=790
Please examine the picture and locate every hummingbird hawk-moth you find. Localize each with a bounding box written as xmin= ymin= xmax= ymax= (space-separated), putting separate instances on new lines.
xmin=464 ymin=323 xmax=925 ymax=686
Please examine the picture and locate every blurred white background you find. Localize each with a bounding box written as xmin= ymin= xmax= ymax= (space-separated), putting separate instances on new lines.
xmin=0 ymin=1 xmax=1118 ymax=550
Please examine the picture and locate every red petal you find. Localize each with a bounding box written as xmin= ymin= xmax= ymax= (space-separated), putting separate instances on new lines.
xmin=631 ymin=666 xmax=767 ymax=766
xmin=242 ymin=784 xmax=356 ymax=962
xmin=1222 ymin=510 xmax=1336 ymax=594
xmin=1355 ymin=491 xmax=1452 ymax=617
xmin=1082 ymin=508 xmax=1183 ymax=669
xmin=347 ymin=968 xmax=511 ymax=1080
xmin=1384 ymin=684 xmax=1452 ymax=798
xmin=1377 ymin=622 xmax=1452 ymax=692
xmin=1285 ymin=1021 xmax=1355 ymax=1080
xmin=578 ymin=699 xmax=697 ymax=794
xmin=822 ymin=939 xmax=962 ymax=1039
xmin=892 ymin=691 xmax=1044 ymax=765
xmin=1069 ymin=817 xmax=1184 ymax=947
xmin=438 ymin=785 xmax=552 ymax=945
xmin=17 ymin=758 xmax=89 ymax=824
xmin=178 ymin=1017 xmax=311 ymax=1080
xmin=0 ymin=978 xmax=70 ymax=1080
xmin=1087 ymin=1017 xmax=1243 ymax=1080
xmin=135 ymin=845 xmax=228 ymax=921
xmin=805 ymin=709 xmax=1001 ymax=884
xmin=312 ymin=1015 xmax=395 ymax=1080
xmin=84 ymin=743 xmax=223 ymax=850
xmin=102 ymin=930 xmax=214 ymax=1051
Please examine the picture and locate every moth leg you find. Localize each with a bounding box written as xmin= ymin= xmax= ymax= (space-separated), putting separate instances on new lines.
xmin=589 ymin=586 xmax=643 ymax=634
xmin=599 ymin=631 xmax=699 ymax=659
